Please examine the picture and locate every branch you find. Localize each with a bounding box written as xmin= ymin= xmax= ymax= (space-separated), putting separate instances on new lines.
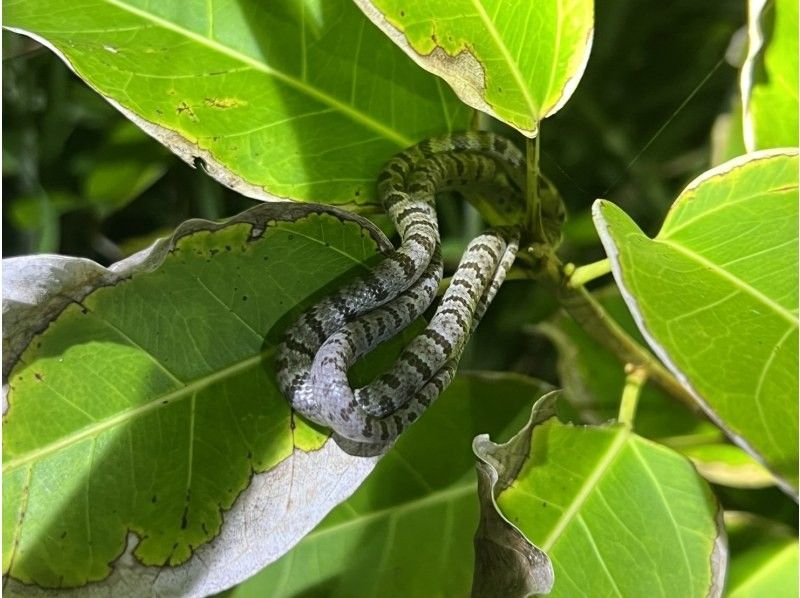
xmin=555 ymin=281 xmax=700 ymax=413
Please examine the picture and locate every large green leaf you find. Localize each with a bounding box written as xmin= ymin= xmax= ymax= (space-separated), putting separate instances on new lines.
xmin=3 ymin=0 xmax=470 ymax=204
xmin=536 ymin=287 xmax=775 ymax=490
xmin=476 ymin=396 xmax=725 ymax=597
xmin=593 ymin=150 xmax=799 ymax=493
xmin=224 ymin=372 xmax=551 ymax=597
xmin=2 ymin=202 xmax=413 ymax=595
xmin=355 ymin=0 xmax=594 ymax=136
xmin=741 ymin=0 xmax=799 ymax=150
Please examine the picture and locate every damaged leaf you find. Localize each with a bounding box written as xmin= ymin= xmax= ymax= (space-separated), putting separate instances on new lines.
xmin=355 ymin=0 xmax=594 ymax=136
xmin=4 ymin=0 xmax=470 ymax=204
xmin=472 ymin=393 xmax=557 ymax=597
xmin=227 ymin=372 xmax=552 ymax=597
xmin=476 ymin=395 xmax=726 ymax=597
xmin=2 ymin=202 xmax=409 ymax=595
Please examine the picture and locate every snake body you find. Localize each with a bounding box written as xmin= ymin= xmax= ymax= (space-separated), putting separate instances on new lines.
xmin=276 ymin=132 xmax=525 ymax=444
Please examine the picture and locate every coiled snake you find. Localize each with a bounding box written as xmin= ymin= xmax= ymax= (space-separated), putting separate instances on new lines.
xmin=276 ymin=132 xmax=528 ymax=446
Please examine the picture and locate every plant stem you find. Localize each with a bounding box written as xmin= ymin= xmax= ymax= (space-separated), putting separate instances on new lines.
xmin=564 ymin=258 xmax=612 ymax=288
xmin=555 ymin=282 xmax=700 ymax=413
xmin=618 ymin=365 xmax=647 ymax=427
xmin=525 ymin=131 xmax=541 ymax=240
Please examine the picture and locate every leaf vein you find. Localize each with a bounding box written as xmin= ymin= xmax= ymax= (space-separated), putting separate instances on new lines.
xmin=656 ymin=238 xmax=797 ymax=324
xmin=102 ymin=0 xmax=411 ymax=146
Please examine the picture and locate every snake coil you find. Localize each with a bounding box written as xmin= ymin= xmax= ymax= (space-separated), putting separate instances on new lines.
xmin=277 ymin=132 xmax=526 ymax=445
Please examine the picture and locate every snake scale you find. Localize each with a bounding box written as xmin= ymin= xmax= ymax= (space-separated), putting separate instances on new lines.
xmin=276 ymin=132 xmax=526 ymax=445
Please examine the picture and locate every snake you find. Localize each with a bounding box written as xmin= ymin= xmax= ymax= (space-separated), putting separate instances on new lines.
xmin=276 ymin=132 xmax=527 ymax=445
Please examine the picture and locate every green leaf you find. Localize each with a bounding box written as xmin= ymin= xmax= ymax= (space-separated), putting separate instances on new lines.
xmin=726 ymin=512 xmax=799 ymax=597
xmin=79 ymin=121 xmax=171 ymax=216
xmin=593 ymin=150 xmax=799 ymax=493
xmin=2 ymin=202 xmax=408 ymax=594
xmin=4 ymin=0 xmax=469 ymax=204
xmin=741 ymin=0 xmax=799 ymax=150
xmin=681 ymin=443 xmax=775 ymax=489
xmin=223 ymin=372 xmax=551 ymax=597
xmin=8 ymin=191 xmax=81 ymax=230
xmin=534 ymin=287 xmax=776 ymax=490
xmin=480 ymin=397 xmax=725 ymax=597
xmin=355 ymin=0 xmax=594 ymax=136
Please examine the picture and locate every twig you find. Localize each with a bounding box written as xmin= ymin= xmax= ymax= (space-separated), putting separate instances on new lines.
xmin=563 ymin=259 xmax=611 ymax=288
xmin=618 ymin=365 xmax=648 ymax=427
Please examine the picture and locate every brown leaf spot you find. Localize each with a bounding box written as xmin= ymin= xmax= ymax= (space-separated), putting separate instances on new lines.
xmin=203 ymin=97 xmax=247 ymax=109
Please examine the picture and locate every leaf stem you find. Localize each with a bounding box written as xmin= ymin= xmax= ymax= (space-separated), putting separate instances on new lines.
xmin=563 ymin=259 xmax=612 ymax=288
xmin=618 ymin=365 xmax=647 ymax=427
xmin=555 ymin=282 xmax=700 ymax=413
xmin=525 ymin=131 xmax=541 ymax=240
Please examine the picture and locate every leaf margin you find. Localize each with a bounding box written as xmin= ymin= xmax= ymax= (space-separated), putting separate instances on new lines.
xmin=2 ymin=200 xmax=396 ymax=596
xmin=591 ymin=148 xmax=799 ymax=497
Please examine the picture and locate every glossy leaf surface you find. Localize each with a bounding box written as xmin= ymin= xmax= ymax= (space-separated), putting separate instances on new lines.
xmin=594 ymin=150 xmax=799 ymax=492
xmin=486 ymin=404 xmax=725 ymax=597
xmin=4 ymin=0 xmax=470 ymax=204
xmin=356 ymin=0 xmax=594 ymax=136
xmin=3 ymin=202 xmax=402 ymax=595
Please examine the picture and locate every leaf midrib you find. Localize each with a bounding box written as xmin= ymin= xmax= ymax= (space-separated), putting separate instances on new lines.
xmin=90 ymin=0 xmax=412 ymax=147
xmin=3 ymin=349 xmax=272 ymax=474
xmin=657 ymin=238 xmax=797 ymax=325
xmin=470 ymin=0 xmax=537 ymax=120
xmin=541 ymin=427 xmax=629 ymax=551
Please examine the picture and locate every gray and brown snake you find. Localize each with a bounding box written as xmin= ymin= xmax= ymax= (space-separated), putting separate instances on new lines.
xmin=276 ymin=132 xmax=526 ymax=445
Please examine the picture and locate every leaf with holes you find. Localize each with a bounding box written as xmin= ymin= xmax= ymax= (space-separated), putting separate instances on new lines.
xmin=3 ymin=0 xmax=470 ymax=205
xmin=474 ymin=395 xmax=726 ymax=597
xmin=593 ymin=149 xmax=799 ymax=494
xmin=741 ymin=0 xmax=799 ymax=150
xmin=224 ymin=372 xmax=551 ymax=597
xmin=2 ymin=202 xmax=420 ymax=595
xmin=355 ymin=0 xmax=594 ymax=137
